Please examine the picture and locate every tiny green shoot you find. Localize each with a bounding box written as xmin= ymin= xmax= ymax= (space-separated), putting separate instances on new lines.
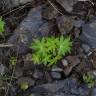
xmin=0 ymin=17 xmax=5 ymax=35
xmin=10 ymin=56 xmax=17 ymax=66
xmin=83 ymin=73 xmax=95 ymax=88
xmin=20 ymin=82 xmax=29 ymax=90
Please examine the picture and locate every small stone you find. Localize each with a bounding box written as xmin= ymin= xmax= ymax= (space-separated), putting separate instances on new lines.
xmin=14 ymin=68 xmax=23 ymax=78
xmin=33 ymin=70 xmax=44 ymax=79
xmin=62 ymin=59 xmax=68 ymax=67
xmin=66 ymin=56 xmax=80 ymax=66
xmin=51 ymin=71 xmax=62 ymax=80
xmin=63 ymin=56 xmax=80 ymax=76
xmin=56 ymin=16 xmax=74 ymax=35
xmin=73 ymin=20 xmax=84 ymax=28
xmin=51 ymin=66 xmax=63 ymax=72
xmin=63 ymin=67 xmax=73 ymax=76
xmin=19 ymin=0 xmax=34 ymax=4
xmin=1 ymin=0 xmax=34 ymax=9
xmin=91 ymin=88 xmax=96 ymax=96
xmin=74 ymin=27 xmax=81 ymax=38
xmin=56 ymin=0 xmax=77 ymax=13
xmin=38 ymin=21 xmax=56 ymax=37
xmin=80 ymin=20 xmax=96 ymax=48
xmin=25 ymin=77 xmax=89 ymax=96
xmin=7 ymin=6 xmax=46 ymax=54
xmin=42 ymin=4 xmax=58 ymax=20
xmin=82 ymin=44 xmax=90 ymax=53
xmin=0 ymin=64 xmax=6 ymax=75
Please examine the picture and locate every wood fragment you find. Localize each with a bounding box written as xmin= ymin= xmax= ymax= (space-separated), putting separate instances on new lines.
xmin=0 ymin=44 xmax=14 ymax=47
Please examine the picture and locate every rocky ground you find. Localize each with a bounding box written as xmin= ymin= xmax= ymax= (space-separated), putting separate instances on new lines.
xmin=0 ymin=0 xmax=96 ymax=96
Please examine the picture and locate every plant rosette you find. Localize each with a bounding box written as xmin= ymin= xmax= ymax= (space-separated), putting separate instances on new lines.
xmin=31 ymin=36 xmax=72 ymax=67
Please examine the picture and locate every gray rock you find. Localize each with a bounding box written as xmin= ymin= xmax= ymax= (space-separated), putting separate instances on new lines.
xmin=35 ymin=78 xmax=77 ymax=93
xmin=56 ymin=0 xmax=77 ymax=13
xmin=51 ymin=67 xmax=63 ymax=72
xmin=7 ymin=6 xmax=50 ymax=54
xmin=56 ymin=16 xmax=74 ymax=35
xmin=74 ymin=27 xmax=81 ymax=38
xmin=51 ymin=71 xmax=62 ymax=80
xmin=63 ymin=56 xmax=80 ymax=76
xmin=38 ymin=21 xmax=56 ymax=37
xmin=12 ymin=0 xmax=33 ymax=7
xmin=42 ymin=5 xmax=58 ymax=20
xmin=7 ymin=6 xmax=43 ymax=54
xmin=29 ymin=77 xmax=89 ymax=96
xmin=0 ymin=64 xmax=6 ymax=75
xmin=33 ymin=70 xmax=44 ymax=79
xmin=0 ymin=0 xmax=34 ymax=9
xmin=73 ymin=20 xmax=84 ymax=28
xmin=82 ymin=44 xmax=90 ymax=53
xmin=47 ymin=93 xmax=77 ymax=96
xmin=91 ymin=88 xmax=96 ymax=96
xmin=14 ymin=67 xmax=23 ymax=78
xmin=62 ymin=59 xmax=68 ymax=67
xmin=80 ymin=20 xmax=96 ymax=48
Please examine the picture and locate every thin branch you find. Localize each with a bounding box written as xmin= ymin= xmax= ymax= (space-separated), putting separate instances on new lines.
xmin=0 ymin=44 xmax=14 ymax=48
xmin=47 ymin=0 xmax=64 ymax=15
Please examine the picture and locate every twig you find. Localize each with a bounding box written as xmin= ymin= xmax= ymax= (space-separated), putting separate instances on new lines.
xmin=1 ymin=2 xmax=31 ymax=17
xmin=4 ymin=65 xmax=16 ymax=96
xmin=0 ymin=44 xmax=14 ymax=47
xmin=47 ymin=0 xmax=64 ymax=15
xmin=4 ymin=37 xmax=20 ymax=96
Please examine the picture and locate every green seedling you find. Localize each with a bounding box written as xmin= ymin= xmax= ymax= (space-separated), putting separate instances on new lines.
xmin=0 ymin=17 xmax=5 ymax=35
xmin=31 ymin=36 xmax=72 ymax=67
xmin=83 ymin=73 xmax=95 ymax=88
xmin=20 ymin=82 xmax=29 ymax=90
xmin=10 ymin=56 xmax=17 ymax=66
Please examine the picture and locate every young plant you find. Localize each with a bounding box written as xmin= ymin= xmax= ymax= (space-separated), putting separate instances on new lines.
xmin=10 ymin=56 xmax=17 ymax=66
xmin=20 ymin=82 xmax=29 ymax=90
xmin=83 ymin=73 xmax=95 ymax=88
xmin=31 ymin=36 xmax=72 ymax=67
xmin=0 ymin=17 xmax=5 ymax=35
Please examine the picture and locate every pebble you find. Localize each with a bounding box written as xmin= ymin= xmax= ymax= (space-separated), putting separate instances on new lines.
xmin=51 ymin=71 xmax=62 ymax=80
xmin=0 ymin=64 xmax=6 ymax=75
xmin=42 ymin=4 xmax=58 ymax=20
xmin=82 ymin=44 xmax=90 ymax=53
xmin=62 ymin=59 xmax=68 ymax=67
xmin=80 ymin=20 xmax=96 ymax=48
xmin=56 ymin=16 xmax=74 ymax=35
xmin=51 ymin=66 xmax=63 ymax=72
xmin=56 ymin=0 xmax=77 ymax=13
xmin=33 ymin=70 xmax=44 ymax=79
